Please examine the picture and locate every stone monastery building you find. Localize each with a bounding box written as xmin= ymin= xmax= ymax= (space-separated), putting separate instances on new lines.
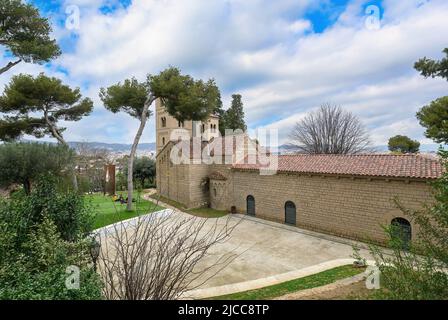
xmin=155 ymin=98 xmax=443 ymax=244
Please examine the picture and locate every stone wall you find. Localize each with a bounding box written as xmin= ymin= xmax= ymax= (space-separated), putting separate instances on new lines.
xmin=187 ymin=164 xmax=210 ymax=208
xmin=230 ymin=170 xmax=433 ymax=243
xmin=209 ymin=164 xmax=232 ymax=210
xmin=157 ymin=144 xmax=191 ymax=206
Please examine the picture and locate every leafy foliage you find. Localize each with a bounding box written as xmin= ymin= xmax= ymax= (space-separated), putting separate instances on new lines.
xmin=99 ymin=77 xmax=152 ymax=119
xmin=26 ymin=177 xmax=95 ymax=241
xmin=388 ymin=135 xmax=420 ymax=153
xmin=150 ymin=67 xmax=222 ymax=122
xmin=0 ymin=73 xmax=93 ymax=142
xmin=0 ymin=0 xmax=61 ymax=74
xmin=0 ymin=176 xmax=94 ymax=242
xmin=416 ymin=97 xmax=448 ymax=144
xmin=124 ymin=156 xmax=156 ymax=188
xmin=415 ymin=48 xmax=448 ymax=144
xmin=0 ymin=217 xmax=102 ymax=300
xmin=220 ymin=94 xmax=247 ymax=135
xmin=0 ymin=176 xmax=101 ymax=300
xmin=414 ymin=48 xmax=448 ymax=81
xmin=0 ymin=142 xmax=75 ymax=194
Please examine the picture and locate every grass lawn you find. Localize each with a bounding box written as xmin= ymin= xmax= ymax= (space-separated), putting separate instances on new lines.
xmin=210 ymin=265 xmax=365 ymax=300
xmin=87 ymin=193 xmax=165 ymax=229
xmin=149 ymin=193 xmax=228 ymax=218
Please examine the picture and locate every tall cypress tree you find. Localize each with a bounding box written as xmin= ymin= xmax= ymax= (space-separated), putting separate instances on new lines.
xmin=220 ymin=94 xmax=247 ymax=135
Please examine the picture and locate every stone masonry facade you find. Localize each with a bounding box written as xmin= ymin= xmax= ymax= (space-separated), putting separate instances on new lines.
xmin=155 ymin=102 xmax=442 ymax=244
xmin=230 ymin=170 xmax=432 ymax=243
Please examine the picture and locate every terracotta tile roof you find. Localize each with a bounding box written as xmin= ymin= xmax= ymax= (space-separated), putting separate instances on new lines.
xmin=232 ymin=154 xmax=444 ymax=180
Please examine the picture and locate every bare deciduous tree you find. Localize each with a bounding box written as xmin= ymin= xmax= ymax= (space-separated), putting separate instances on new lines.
xmin=289 ymin=104 xmax=371 ymax=154
xmin=97 ymin=208 xmax=239 ymax=300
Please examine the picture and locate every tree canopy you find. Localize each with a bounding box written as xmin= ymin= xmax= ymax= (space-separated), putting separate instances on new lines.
xmin=99 ymin=77 xmax=152 ymax=120
xmin=150 ymin=67 xmax=221 ymax=122
xmin=388 ymin=135 xmax=420 ymax=154
xmin=0 ymin=73 xmax=93 ymax=143
xmin=414 ymin=48 xmax=448 ymax=81
xmin=100 ymin=67 xmax=221 ymax=210
xmin=416 ymin=97 xmax=448 ymax=144
xmin=220 ymin=94 xmax=247 ymax=135
xmin=124 ymin=156 xmax=156 ymax=188
xmin=0 ymin=142 xmax=75 ymax=194
xmin=0 ymin=0 xmax=61 ymax=75
xmin=415 ymin=48 xmax=448 ymax=144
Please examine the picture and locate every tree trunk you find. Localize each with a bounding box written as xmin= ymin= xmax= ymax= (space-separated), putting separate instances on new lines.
xmin=44 ymin=111 xmax=79 ymax=192
xmin=127 ymin=99 xmax=153 ymax=211
xmin=23 ymin=179 xmax=31 ymax=195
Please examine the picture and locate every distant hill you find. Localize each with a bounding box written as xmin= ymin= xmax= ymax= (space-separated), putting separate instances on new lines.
xmin=18 ymin=140 xmax=442 ymax=155
xmin=66 ymin=141 xmax=156 ymax=153
xmin=374 ymin=144 xmax=441 ymax=153
xmin=21 ymin=140 xmax=156 ymax=153
xmin=278 ymin=143 xmax=442 ymax=154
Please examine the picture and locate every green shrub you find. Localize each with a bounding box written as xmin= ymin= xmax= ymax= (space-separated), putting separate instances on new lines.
xmin=2 ymin=176 xmax=94 ymax=242
xmin=0 ymin=177 xmax=102 ymax=300
xmin=0 ymin=218 xmax=102 ymax=300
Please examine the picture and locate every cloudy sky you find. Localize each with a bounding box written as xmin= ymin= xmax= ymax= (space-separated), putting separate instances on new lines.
xmin=1 ymin=0 xmax=447 ymax=146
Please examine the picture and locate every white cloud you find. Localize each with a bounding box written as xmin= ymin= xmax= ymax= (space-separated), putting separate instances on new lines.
xmin=2 ymin=0 xmax=447 ymax=146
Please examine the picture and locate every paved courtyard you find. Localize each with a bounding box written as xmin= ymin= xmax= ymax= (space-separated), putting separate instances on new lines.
xmin=99 ymin=210 xmax=372 ymax=298
xmin=192 ymin=214 xmax=371 ymax=292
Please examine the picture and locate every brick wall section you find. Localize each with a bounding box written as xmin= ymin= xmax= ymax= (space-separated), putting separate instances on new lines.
xmin=230 ymin=170 xmax=434 ymax=243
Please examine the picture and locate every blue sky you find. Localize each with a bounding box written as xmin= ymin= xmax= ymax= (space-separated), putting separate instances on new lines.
xmin=1 ymin=0 xmax=447 ymax=145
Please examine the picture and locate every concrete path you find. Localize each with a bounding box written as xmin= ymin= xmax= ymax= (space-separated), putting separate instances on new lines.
xmin=98 ymin=206 xmax=373 ymax=299
xmin=184 ymin=214 xmax=373 ymax=298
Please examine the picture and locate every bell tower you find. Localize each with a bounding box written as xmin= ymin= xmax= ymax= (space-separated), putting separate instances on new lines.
xmin=155 ymin=98 xmax=220 ymax=154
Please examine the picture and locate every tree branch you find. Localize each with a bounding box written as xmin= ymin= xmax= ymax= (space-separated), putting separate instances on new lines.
xmin=0 ymin=59 xmax=22 ymax=75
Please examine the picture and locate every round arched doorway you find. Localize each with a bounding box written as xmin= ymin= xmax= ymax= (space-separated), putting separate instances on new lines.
xmin=246 ymin=195 xmax=255 ymax=216
xmin=391 ymin=217 xmax=412 ymax=248
xmin=285 ymin=201 xmax=296 ymax=225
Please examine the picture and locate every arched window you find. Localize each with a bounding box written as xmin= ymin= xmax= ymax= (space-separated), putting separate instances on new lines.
xmin=285 ymin=201 xmax=296 ymax=225
xmin=246 ymin=195 xmax=255 ymax=216
xmin=201 ymin=124 xmax=205 ymax=133
xmin=161 ymin=117 xmax=167 ymax=128
xmin=162 ymin=137 xmax=165 ymax=145
xmin=391 ymin=218 xmax=412 ymax=249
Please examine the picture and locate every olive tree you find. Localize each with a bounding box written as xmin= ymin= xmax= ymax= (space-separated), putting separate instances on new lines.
xmin=0 ymin=142 xmax=74 ymax=194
